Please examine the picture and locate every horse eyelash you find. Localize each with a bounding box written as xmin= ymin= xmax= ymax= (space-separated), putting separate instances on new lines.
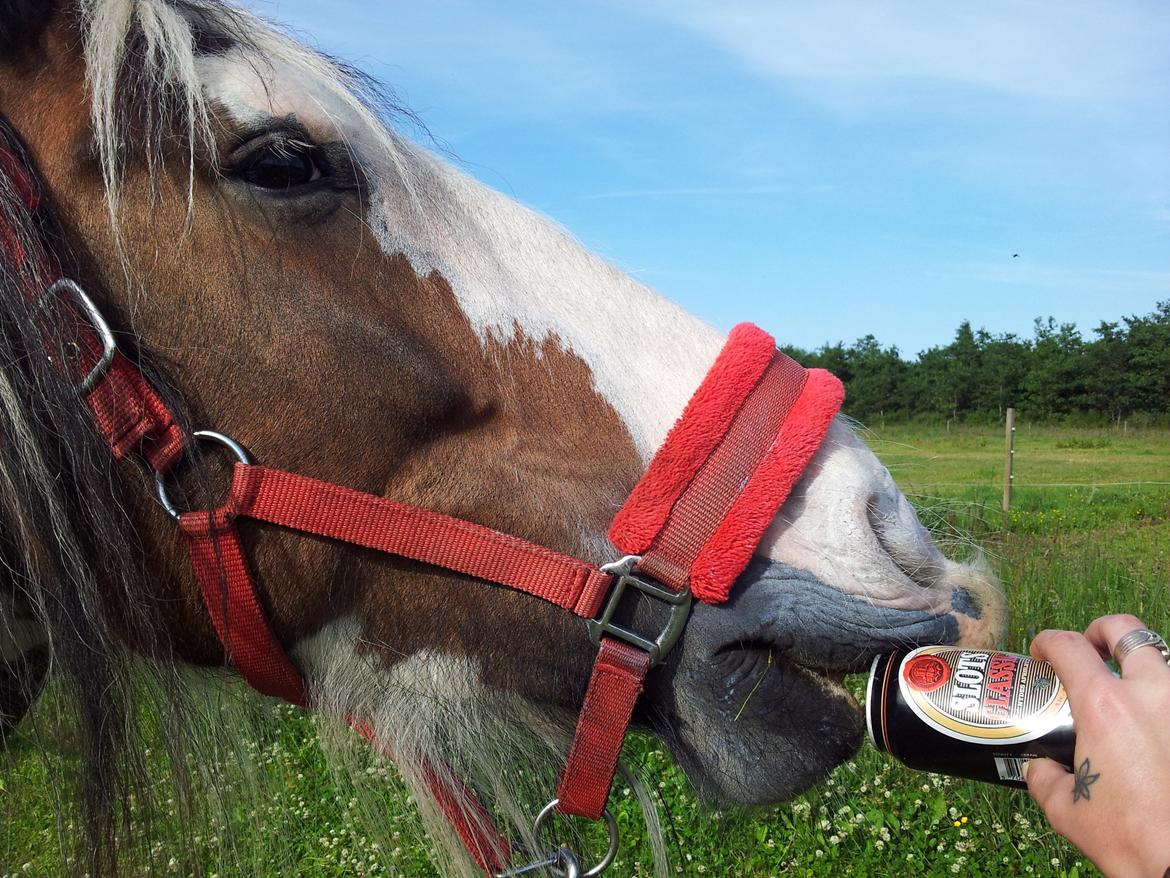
xmin=265 ymin=134 xmax=315 ymax=159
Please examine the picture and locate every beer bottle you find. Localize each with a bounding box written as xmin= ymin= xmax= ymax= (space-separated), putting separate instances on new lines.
xmin=867 ymin=647 xmax=1076 ymax=787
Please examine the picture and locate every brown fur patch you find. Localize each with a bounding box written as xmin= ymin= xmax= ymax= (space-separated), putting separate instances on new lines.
xmin=0 ymin=17 xmax=643 ymax=707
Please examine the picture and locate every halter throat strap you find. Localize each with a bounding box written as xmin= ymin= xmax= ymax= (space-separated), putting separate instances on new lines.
xmin=0 ymin=122 xmax=844 ymax=876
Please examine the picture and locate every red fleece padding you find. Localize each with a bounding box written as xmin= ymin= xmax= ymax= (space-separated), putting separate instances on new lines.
xmin=689 ymin=368 xmax=843 ymax=602
xmin=609 ymin=322 xmax=777 ymax=554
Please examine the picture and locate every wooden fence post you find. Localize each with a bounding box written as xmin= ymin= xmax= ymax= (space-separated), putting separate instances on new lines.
xmin=1003 ymin=407 xmax=1016 ymax=512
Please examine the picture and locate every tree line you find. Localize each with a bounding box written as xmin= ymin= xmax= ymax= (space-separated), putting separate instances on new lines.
xmin=781 ymin=300 xmax=1170 ymax=425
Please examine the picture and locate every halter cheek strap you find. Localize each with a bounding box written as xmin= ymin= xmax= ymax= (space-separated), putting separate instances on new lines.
xmin=0 ymin=124 xmax=843 ymax=876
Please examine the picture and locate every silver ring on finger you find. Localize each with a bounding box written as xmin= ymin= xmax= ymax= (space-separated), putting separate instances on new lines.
xmin=1112 ymin=628 xmax=1170 ymax=669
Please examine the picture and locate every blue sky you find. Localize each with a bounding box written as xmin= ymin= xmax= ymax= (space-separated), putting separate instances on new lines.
xmin=247 ymin=1 xmax=1169 ymax=357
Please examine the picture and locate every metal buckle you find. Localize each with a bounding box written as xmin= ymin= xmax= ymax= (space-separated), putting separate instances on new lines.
xmin=587 ymin=555 xmax=692 ymax=667
xmin=36 ymin=279 xmax=117 ymax=395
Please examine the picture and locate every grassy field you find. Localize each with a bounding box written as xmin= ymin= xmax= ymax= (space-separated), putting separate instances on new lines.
xmin=3 ymin=424 xmax=1168 ymax=877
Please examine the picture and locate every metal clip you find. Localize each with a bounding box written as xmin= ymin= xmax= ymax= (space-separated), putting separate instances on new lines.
xmin=495 ymin=847 xmax=584 ymax=877
xmin=587 ymin=555 xmax=692 ymax=666
xmin=154 ymin=430 xmax=252 ymax=520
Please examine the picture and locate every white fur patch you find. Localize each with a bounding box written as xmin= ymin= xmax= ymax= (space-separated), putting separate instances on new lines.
xmin=293 ymin=616 xmax=484 ymax=730
xmin=196 ymin=50 xmax=725 ymax=463
xmin=195 ymin=36 xmax=1001 ymax=623
xmin=296 ymin=618 xmax=576 ymax=765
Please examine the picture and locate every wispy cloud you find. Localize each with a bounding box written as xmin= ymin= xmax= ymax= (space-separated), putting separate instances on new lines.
xmin=583 ymin=183 xmax=793 ymax=200
xmin=642 ymin=0 xmax=1169 ymax=105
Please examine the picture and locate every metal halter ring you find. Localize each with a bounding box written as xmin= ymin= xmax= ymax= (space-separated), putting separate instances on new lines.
xmin=522 ymin=799 xmax=618 ymax=878
xmin=155 ymin=430 xmax=252 ymax=521
xmin=1112 ymin=628 xmax=1170 ymax=669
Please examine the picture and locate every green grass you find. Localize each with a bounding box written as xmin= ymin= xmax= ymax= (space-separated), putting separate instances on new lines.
xmin=3 ymin=423 xmax=1169 ymax=877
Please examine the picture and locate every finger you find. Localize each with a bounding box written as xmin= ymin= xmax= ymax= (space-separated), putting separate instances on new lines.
xmin=1083 ymin=614 xmax=1147 ymax=659
xmin=1030 ymin=629 xmax=1114 ymax=696
xmin=1084 ymin=614 xmax=1170 ymax=680
xmin=1024 ymin=757 xmax=1074 ymax=822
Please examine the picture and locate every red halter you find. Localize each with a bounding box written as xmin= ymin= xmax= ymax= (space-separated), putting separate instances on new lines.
xmin=0 ymin=127 xmax=843 ymax=876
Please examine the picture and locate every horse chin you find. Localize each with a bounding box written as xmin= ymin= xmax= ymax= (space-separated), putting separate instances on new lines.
xmin=648 ymin=557 xmax=996 ymax=805
xmin=657 ymin=647 xmax=865 ymax=805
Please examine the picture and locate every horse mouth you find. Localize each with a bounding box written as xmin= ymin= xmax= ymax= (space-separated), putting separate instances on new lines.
xmin=715 ymin=638 xmax=875 ymax=683
xmin=708 ymin=558 xmax=961 ymax=667
xmin=692 ymin=556 xmax=971 ymax=731
xmin=654 ymin=554 xmax=999 ymax=805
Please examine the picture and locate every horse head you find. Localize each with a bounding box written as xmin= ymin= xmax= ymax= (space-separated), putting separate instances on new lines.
xmin=0 ymin=2 xmax=1004 ymax=873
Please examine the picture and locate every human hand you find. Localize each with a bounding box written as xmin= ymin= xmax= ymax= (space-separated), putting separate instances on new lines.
xmin=1025 ymin=614 xmax=1170 ymax=878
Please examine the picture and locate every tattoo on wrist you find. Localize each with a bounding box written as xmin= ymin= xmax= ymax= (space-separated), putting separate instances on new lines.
xmin=1072 ymin=758 xmax=1099 ymax=803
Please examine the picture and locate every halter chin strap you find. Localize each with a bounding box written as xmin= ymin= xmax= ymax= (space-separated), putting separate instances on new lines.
xmin=0 ymin=125 xmax=843 ymax=875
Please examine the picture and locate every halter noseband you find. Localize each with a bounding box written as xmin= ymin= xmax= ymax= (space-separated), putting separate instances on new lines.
xmin=0 ymin=120 xmax=843 ymax=876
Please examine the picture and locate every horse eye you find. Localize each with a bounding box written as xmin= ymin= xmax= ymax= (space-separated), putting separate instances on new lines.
xmin=238 ymin=142 xmax=322 ymax=190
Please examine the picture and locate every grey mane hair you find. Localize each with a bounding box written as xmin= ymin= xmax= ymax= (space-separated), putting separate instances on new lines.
xmin=303 ymin=623 xmax=671 ymax=878
xmin=0 ymin=119 xmax=205 ymax=874
xmin=67 ymin=2 xmax=671 ymax=875
xmin=77 ymin=0 xmax=422 ymax=236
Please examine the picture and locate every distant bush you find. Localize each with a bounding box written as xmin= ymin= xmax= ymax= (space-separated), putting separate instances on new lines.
xmin=785 ymin=300 xmax=1170 ymax=426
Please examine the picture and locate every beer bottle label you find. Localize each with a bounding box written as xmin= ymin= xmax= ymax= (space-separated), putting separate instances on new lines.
xmin=897 ymin=646 xmax=1071 ymax=745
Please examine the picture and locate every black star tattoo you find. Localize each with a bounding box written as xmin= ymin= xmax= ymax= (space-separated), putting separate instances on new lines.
xmin=1072 ymin=757 xmax=1100 ymax=803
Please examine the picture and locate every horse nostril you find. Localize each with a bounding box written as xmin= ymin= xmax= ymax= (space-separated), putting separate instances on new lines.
xmin=864 ymin=491 xmax=888 ymax=532
xmin=865 ymin=491 xmax=944 ymax=588
xmin=865 ymin=491 xmax=901 ymax=545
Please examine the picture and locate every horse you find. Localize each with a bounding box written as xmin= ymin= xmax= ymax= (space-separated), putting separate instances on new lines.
xmin=0 ymin=1 xmax=1005 ymax=875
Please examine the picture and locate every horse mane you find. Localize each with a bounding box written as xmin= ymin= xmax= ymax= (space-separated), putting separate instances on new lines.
xmin=0 ymin=115 xmax=202 ymax=874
